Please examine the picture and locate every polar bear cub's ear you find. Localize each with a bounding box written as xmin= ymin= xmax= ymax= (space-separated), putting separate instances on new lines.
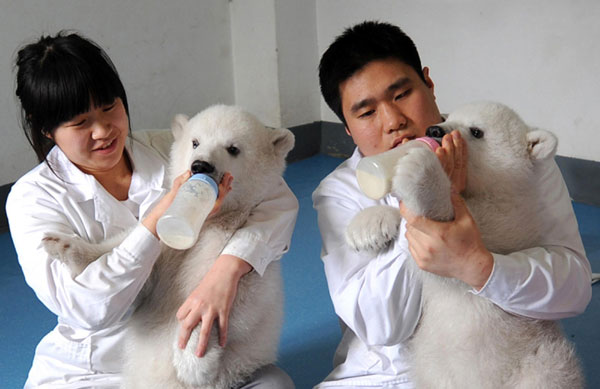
xmin=270 ymin=128 xmax=295 ymax=158
xmin=171 ymin=114 xmax=190 ymax=141
xmin=526 ymin=129 xmax=558 ymax=161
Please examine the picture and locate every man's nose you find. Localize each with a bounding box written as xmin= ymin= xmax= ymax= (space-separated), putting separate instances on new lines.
xmin=381 ymin=103 xmax=406 ymax=133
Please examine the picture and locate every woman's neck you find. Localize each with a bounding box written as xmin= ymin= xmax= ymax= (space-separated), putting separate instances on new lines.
xmin=92 ymin=152 xmax=133 ymax=201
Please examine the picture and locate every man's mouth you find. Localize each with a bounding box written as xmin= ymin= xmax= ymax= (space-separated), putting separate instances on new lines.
xmin=392 ymin=135 xmax=415 ymax=148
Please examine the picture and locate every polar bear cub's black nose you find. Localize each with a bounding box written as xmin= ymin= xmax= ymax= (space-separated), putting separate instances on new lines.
xmin=191 ymin=160 xmax=215 ymax=175
xmin=426 ymin=126 xmax=446 ymax=139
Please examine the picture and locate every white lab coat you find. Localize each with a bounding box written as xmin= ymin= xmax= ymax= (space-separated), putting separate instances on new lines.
xmin=6 ymin=133 xmax=298 ymax=388
xmin=312 ymin=147 xmax=591 ymax=388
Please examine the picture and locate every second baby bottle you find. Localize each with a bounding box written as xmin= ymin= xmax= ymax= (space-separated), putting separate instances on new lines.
xmin=356 ymin=137 xmax=441 ymax=200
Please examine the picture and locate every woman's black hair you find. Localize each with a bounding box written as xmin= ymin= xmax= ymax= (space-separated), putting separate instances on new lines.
xmin=15 ymin=31 xmax=129 ymax=163
xmin=319 ymin=21 xmax=425 ymax=125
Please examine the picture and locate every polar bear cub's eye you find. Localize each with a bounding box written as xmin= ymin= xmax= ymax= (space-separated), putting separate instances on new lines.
xmin=470 ymin=127 xmax=484 ymax=139
xmin=227 ymin=145 xmax=240 ymax=156
xmin=192 ymin=140 xmax=199 ymax=149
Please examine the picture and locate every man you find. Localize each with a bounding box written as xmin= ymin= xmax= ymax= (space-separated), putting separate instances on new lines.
xmin=313 ymin=21 xmax=591 ymax=388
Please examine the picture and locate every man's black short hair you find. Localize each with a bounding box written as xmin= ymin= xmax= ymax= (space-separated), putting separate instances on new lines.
xmin=318 ymin=21 xmax=425 ymax=124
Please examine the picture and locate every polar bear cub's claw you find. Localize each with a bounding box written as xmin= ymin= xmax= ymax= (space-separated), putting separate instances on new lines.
xmin=41 ymin=233 xmax=94 ymax=276
xmin=346 ymin=205 xmax=402 ymax=252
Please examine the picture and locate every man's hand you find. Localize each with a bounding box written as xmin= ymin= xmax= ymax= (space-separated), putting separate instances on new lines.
xmin=399 ymin=130 xmax=493 ymax=290
xmin=400 ymin=191 xmax=493 ymax=290
xmin=176 ymin=254 xmax=252 ymax=357
xmin=435 ymin=130 xmax=467 ymax=193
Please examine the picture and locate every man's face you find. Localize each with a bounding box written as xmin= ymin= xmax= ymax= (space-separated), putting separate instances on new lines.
xmin=339 ymin=58 xmax=443 ymax=156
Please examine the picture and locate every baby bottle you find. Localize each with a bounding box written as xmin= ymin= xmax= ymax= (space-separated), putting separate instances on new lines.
xmin=356 ymin=137 xmax=441 ymax=200
xmin=156 ymin=173 xmax=219 ymax=250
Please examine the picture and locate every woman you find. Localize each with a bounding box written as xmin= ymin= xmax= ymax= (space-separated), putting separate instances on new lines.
xmin=7 ymin=32 xmax=297 ymax=388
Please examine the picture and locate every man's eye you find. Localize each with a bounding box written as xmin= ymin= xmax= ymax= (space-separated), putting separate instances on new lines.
xmin=227 ymin=145 xmax=240 ymax=156
xmin=192 ymin=140 xmax=199 ymax=149
xmin=359 ymin=110 xmax=375 ymax=118
xmin=395 ymin=89 xmax=410 ymax=100
xmin=103 ymin=104 xmax=116 ymax=112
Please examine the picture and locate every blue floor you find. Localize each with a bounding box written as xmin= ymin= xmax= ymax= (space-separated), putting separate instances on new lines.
xmin=1 ymin=154 xmax=598 ymax=388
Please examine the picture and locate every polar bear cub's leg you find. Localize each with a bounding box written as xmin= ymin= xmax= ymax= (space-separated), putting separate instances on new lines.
xmin=346 ymin=205 xmax=402 ymax=252
xmin=172 ymin=326 xmax=223 ymax=388
xmin=391 ymin=146 xmax=454 ymax=222
xmin=40 ymin=231 xmax=127 ymax=276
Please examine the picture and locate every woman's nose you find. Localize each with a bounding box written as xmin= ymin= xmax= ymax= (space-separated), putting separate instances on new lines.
xmin=91 ymin=122 xmax=112 ymax=139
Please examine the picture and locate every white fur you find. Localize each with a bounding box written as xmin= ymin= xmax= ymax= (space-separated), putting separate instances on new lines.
xmin=42 ymin=104 xmax=295 ymax=389
xmin=346 ymin=101 xmax=582 ymax=388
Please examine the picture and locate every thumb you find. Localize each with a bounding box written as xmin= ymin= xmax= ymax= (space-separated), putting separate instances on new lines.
xmin=450 ymin=189 xmax=468 ymax=219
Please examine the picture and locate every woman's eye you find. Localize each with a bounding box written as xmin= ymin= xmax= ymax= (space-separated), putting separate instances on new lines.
xmin=227 ymin=145 xmax=240 ymax=156
xmin=68 ymin=119 xmax=86 ymax=128
xmin=103 ymin=104 xmax=116 ymax=112
xmin=470 ymin=127 xmax=484 ymax=139
xmin=192 ymin=140 xmax=199 ymax=149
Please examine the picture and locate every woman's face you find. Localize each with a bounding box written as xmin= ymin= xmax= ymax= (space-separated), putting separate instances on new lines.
xmin=50 ymin=98 xmax=130 ymax=176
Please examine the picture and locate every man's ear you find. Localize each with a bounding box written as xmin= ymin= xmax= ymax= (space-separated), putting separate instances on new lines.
xmin=271 ymin=127 xmax=295 ymax=158
xmin=526 ymin=129 xmax=558 ymax=161
xmin=345 ymin=126 xmax=352 ymax=137
xmin=422 ymin=66 xmax=435 ymax=92
xmin=171 ymin=114 xmax=189 ymax=141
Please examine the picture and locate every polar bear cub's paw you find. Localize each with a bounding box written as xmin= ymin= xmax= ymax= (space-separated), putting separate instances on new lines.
xmin=41 ymin=233 xmax=99 ymax=276
xmin=391 ymin=146 xmax=454 ymax=222
xmin=345 ymin=205 xmax=402 ymax=252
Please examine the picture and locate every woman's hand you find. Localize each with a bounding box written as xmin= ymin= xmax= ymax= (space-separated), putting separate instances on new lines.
xmin=142 ymin=170 xmax=191 ymax=237
xmin=209 ymin=173 xmax=234 ymax=218
xmin=176 ymin=254 xmax=252 ymax=357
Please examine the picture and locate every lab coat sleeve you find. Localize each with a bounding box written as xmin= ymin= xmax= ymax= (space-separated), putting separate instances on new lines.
xmin=6 ymin=181 xmax=161 ymax=331
xmin=473 ymin=159 xmax=592 ymax=319
xmin=313 ymin=184 xmax=422 ymax=347
xmin=221 ymin=176 xmax=299 ymax=276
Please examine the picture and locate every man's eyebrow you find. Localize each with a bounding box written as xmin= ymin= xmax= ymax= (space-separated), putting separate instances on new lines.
xmin=349 ymin=77 xmax=412 ymax=114
xmin=350 ymin=97 xmax=376 ymax=114
xmin=387 ymin=77 xmax=410 ymax=93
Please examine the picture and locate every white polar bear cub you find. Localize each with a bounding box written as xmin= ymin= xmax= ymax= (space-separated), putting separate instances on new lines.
xmin=42 ymin=105 xmax=295 ymax=389
xmin=346 ymin=102 xmax=583 ymax=388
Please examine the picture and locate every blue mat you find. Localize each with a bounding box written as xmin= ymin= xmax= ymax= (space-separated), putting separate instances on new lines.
xmin=1 ymin=154 xmax=598 ymax=389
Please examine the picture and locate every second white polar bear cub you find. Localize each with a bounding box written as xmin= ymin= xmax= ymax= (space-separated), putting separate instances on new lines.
xmin=346 ymin=102 xmax=583 ymax=388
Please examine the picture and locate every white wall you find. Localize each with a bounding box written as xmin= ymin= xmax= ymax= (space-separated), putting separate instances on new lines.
xmin=0 ymin=0 xmax=234 ymax=185
xmin=316 ymin=0 xmax=600 ymax=163
xmin=2 ymin=0 xmax=598 ymax=186
xmin=230 ymin=0 xmax=320 ymax=128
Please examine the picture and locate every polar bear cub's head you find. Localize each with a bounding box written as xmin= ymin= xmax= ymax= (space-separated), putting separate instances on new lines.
xmin=168 ymin=104 xmax=295 ymax=210
xmin=426 ymin=101 xmax=558 ymax=196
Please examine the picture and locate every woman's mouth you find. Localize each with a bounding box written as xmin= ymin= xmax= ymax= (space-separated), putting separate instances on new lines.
xmin=94 ymin=139 xmax=117 ymax=153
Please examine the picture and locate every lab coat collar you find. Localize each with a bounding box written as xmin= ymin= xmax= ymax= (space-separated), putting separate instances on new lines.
xmin=44 ymin=138 xmax=167 ymax=230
